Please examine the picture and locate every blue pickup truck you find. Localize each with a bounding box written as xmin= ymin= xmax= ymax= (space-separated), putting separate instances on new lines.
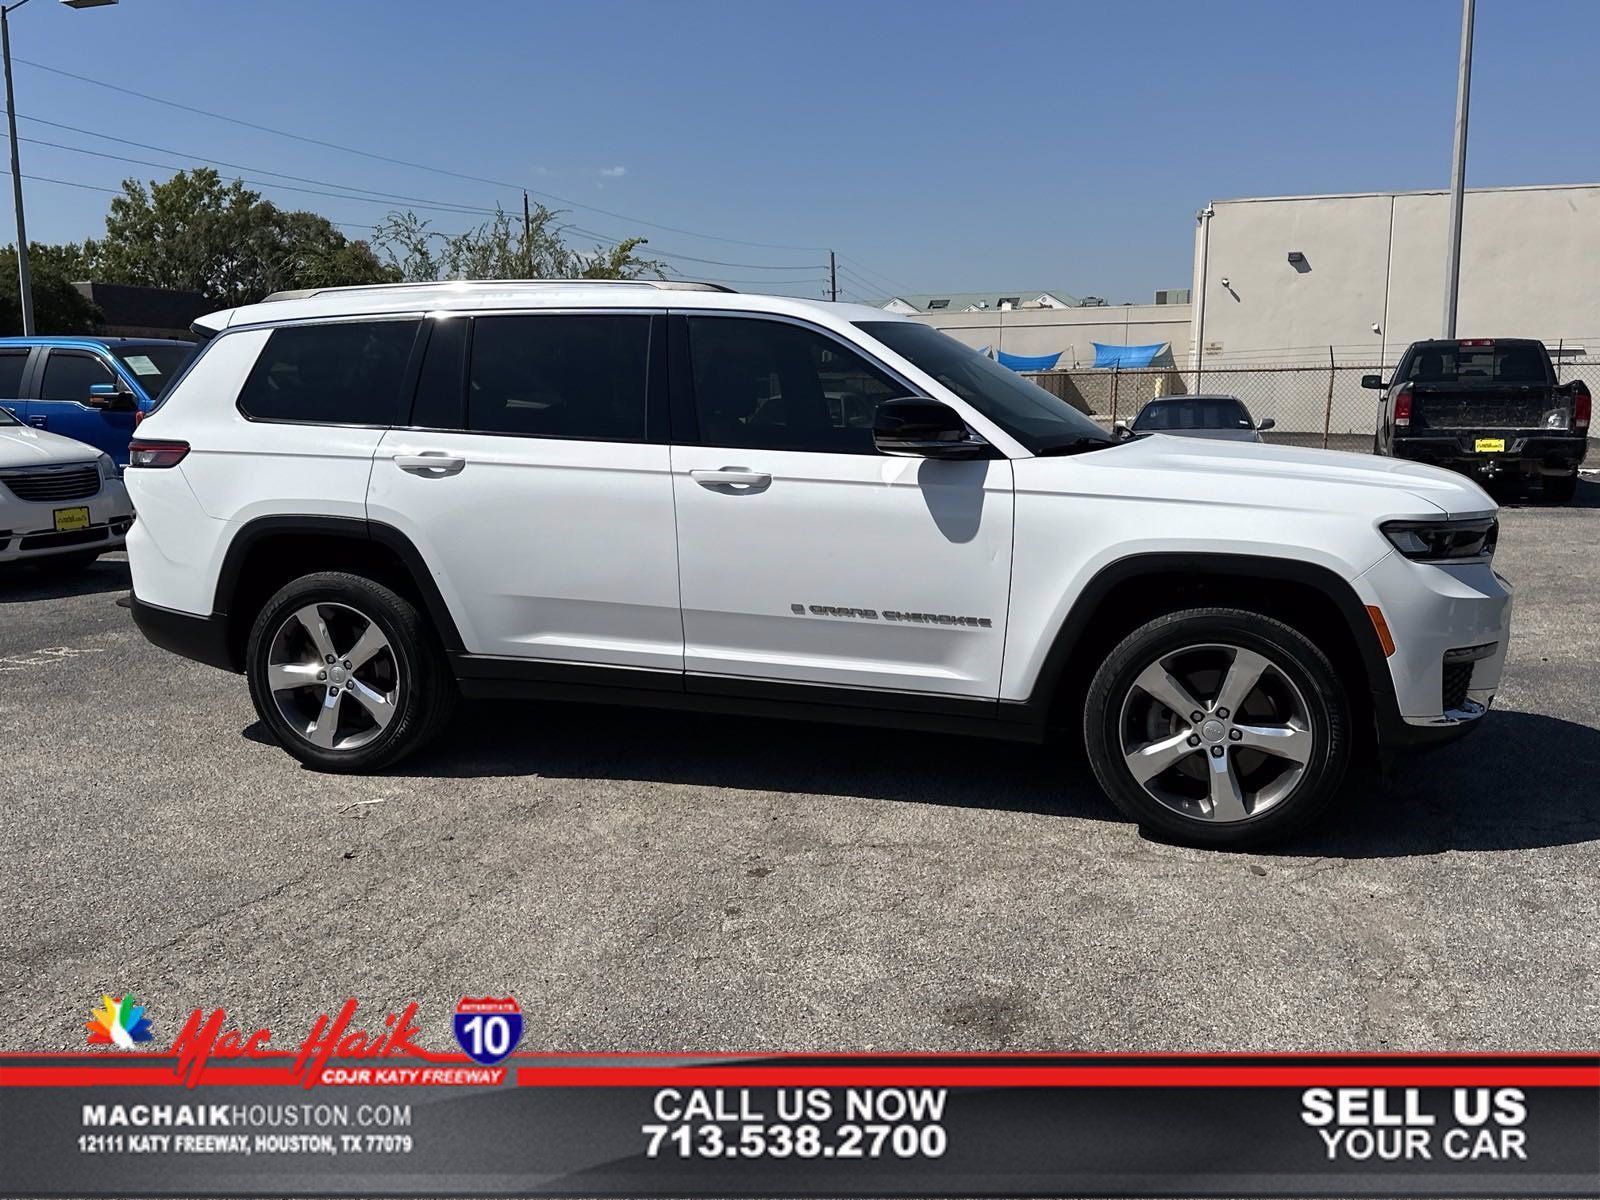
xmin=0 ymin=336 xmax=196 ymax=469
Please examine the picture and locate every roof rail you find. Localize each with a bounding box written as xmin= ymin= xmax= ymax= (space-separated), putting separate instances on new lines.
xmin=261 ymin=279 xmax=737 ymax=302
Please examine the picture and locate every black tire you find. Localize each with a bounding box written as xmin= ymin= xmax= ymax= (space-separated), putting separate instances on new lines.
xmin=246 ymin=571 xmax=457 ymax=772
xmin=1543 ymin=471 xmax=1578 ymax=503
xmin=1083 ymin=607 xmax=1350 ymax=848
xmin=33 ymin=550 xmax=101 ymax=573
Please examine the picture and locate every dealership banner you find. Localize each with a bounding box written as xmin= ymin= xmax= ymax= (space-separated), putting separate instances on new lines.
xmin=2 ymin=1004 xmax=1597 ymax=1196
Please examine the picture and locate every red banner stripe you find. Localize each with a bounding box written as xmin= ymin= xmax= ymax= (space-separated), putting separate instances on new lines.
xmin=4 ymin=1063 xmax=1596 ymax=1089
xmin=514 ymin=1065 xmax=1600 ymax=1088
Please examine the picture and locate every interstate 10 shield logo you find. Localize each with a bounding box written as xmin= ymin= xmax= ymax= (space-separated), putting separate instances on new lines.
xmin=453 ymin=997 xmax=523 ymax=1065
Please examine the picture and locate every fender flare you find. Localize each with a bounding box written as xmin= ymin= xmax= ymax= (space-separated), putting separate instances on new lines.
xmin=1026 ymin=551 xmax=1397 ymax=721
xmin=213 ymin=514 xmax=465 ymax=656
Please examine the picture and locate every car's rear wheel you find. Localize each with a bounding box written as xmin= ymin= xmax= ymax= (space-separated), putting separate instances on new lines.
xmin=1084 ymin=607 xmax=1350 ymax=847
xmin=1543 ymin=471 xmax=1578 ymax=502
xmin=246 ymin=571 xmax=456 ymax=772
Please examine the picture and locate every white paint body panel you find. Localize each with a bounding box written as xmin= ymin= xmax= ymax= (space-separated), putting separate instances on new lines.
xmin=132 ymin=283 xmax=1515 ymax=735
xmin=368 ymin=430 xmax=681 ymax=669
xmin=671 ymin=446 xmax=1013 ymax=695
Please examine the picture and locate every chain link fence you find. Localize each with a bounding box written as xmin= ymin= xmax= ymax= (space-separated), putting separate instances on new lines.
xmin=1025 ymin=343 xmax=1599 ymax=453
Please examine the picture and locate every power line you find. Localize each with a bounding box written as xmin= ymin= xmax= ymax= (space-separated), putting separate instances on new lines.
xmin=564 ymin=224 xmax=822 ymax=272
xmin=0 ymin=167 xmax=119 ymax=195
xmin=11 ymin=111 xmax=500 ymax=217
xmin=836 ymin=253 xmax=916 ymax=297
xmin=17 ymin=134 xmax=507 ymax=220
xmin=12 ymin=54 xmax=832 ymax=254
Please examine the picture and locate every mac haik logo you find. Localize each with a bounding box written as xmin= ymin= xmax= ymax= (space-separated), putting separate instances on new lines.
xmin=453 ymin=997 xmax=522 ymax=1065
xmin=86 ymin=993 xmax=154 ymax=1049
xmin=169 ymin=999 xmax=425 ymax=1088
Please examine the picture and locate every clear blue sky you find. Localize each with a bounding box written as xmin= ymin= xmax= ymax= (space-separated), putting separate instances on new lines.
xmin=8 ymin=0 xmax=1597 ymax=304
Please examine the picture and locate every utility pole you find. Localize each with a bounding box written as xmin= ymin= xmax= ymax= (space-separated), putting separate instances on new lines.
xmin=1442 ymin=0 xmax=1474 ymax=338
xmin=522 ymin=190 xmax=532 ymax=277
xmin=829 ymin=250 xmax=837 ymax=302
xmin=3 ymin=0 xmax=117 ymax=333
xmin=3 ymin=2 xmax=33 ymax=335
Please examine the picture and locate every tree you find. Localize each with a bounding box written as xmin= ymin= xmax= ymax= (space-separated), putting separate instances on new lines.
xmin=86 ymin=168 xmax=396 ymax=307
xmin=373 ymin=201 xmax=662 ymax=283
xmin=0 ymin=243 xmax=101 ymax=335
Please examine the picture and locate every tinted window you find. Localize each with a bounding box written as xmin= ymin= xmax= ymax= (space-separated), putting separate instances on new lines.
xmin=1402 ymin=343 xmax=1553 ymax=385
xmin=237 ymin=320 xmax=419 ymax=425
xmin=687 ymin=316 xmax=900 ymax=454
xmin=0 ymin=350 xmax=26 ymax=398
xmin=468 ymin=314 xmax=649 ymax=441
xmin=112 ymin=344 xmax=195 ymax=400
xmin=41 ymin=351 xmax=114 ymax=402
xmin=1133 ymin=397 xmax=1253 ymax=431
xmin=410 ymin=317 xmax=467 ymax=429
xmin=855 ymin=320 xmax=1113 ymax=453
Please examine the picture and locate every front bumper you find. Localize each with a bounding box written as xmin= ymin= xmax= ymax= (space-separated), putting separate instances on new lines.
xmin=1357 ymin=552 xmax=1513 ymax=751
xmin=0 ymin=478 xmax=135 ymax=564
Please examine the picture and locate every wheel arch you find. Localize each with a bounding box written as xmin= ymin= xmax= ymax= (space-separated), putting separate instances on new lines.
xmin=213 ymin=515 xmax=465 ymax=671
xmin=1027 ymin=552 xmax=1398 ymax=748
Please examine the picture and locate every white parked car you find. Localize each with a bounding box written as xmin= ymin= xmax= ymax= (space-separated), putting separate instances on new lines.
xmin=124 ymin=281 xmax=1511 ymax=847
xmin=0 ymin=403 xmax=133 ymax=570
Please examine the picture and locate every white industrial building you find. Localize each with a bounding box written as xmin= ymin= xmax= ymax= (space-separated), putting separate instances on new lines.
xmin=1190 ymin=182 xmax=1600 ymax=368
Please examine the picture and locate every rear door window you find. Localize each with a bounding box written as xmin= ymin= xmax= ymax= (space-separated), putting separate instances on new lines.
xmin=0 ymin=349 xmax=28 ymax=400
xmin=467 ymin=314 xmax=650 ymax=441
xmin=237 ymin=320 xmax=420 ymax=425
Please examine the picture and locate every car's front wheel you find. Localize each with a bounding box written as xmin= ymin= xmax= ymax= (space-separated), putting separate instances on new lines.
xmin=246 ymin=571 xmax=456 ymax=772
xmin=1084 ymin=607 xmax=1350 ymax=847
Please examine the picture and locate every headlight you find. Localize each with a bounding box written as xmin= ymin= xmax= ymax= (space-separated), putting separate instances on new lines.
xmin=1382 ymin=517 xmax=1498 ymax=563
xmin=96 ymin=453 xmax=117 ymax=481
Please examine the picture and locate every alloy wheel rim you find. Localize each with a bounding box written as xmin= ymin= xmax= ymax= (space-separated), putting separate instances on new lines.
xmin=266 ymin=602 xmax=399 ymax=752
xmin=1116 ymin=642 xmax=1313 ymax=824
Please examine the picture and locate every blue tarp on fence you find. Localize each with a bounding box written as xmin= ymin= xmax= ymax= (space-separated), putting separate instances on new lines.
xmin=1092 ymin=342 xmax=1169 ymax=368
xmin=996 ymin=349 xmax=1063 ymax=372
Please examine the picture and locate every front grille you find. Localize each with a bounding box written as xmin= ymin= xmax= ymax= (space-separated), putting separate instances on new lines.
xmin=17 ymin=526 xmax=110 ymax=551
xmin=0 ymin=465 xmax=101 ymax=502
xmin=1442 ymin=660 xmax=1474 ymax=711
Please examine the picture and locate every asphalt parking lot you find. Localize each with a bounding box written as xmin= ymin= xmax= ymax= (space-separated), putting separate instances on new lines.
xmin=2 ymin=477 xmax=1597 ymax=1055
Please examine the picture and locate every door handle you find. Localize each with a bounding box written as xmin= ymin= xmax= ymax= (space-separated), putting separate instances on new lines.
xmin=28 ymin=416 xmax=46 ymax=428
xmin=394 ymin=452 xmax=466 ymax=476
xmin=690 ymin=467 xmax=771 ymax=492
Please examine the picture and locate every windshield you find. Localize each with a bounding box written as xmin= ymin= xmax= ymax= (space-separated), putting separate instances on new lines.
xmin=112 ymin=344 xmax=196 ymax=400
xmin=1133 ymin=396 xmax=1253 ymax=431
xmin=0 ymin=403 xmax=18 ymax=426
xmin=855 ymin=321 xmax=1114 ymax=453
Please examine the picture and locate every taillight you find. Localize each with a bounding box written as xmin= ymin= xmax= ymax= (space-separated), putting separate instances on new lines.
xmin=1393 ymin=385 xmax=1413 ymax=428
xmin=1573 ymin=381 xmax=1591 ymax=431
xmin=1458 ymin=338 xmax=1494 ymax=347
xmin=127 ymin=439 xmax=189 ymax=468
xmin=133 ymin=409 xmax=145 ymax=428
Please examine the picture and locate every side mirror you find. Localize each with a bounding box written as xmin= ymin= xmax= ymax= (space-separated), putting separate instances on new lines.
xmin=873 ymin=397 xmax=990 ymax=459
xmin=1256 ymin=417 xmax=1276 ymax=431
xmin=1360 ymin=374 xmax=1386 ymax=390
xmin=1113 ymin=419 xmax=1132 ymax=440
xmin=87 ymin=382 xmax=137 ymax=412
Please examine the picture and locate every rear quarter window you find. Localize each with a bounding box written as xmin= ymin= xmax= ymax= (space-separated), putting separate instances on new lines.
xmin=236 ymin=320 xmax=420 ymax=425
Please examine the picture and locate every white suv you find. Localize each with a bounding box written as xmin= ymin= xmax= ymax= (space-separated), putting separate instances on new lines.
xmin=125 ymin=281 xmax=1512 ymax=846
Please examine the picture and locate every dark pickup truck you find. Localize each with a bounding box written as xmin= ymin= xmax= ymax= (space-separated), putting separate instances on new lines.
xmin=1366 ymin=338 xmax=1590 ymax=501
